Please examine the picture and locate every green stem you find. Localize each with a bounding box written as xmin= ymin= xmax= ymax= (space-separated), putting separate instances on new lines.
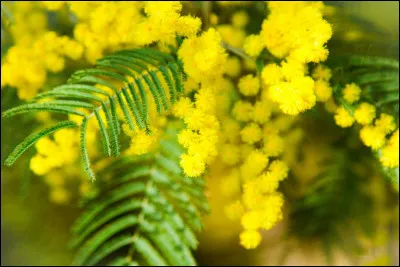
xmin=202 ymin=1 xmax=211 ymax=30
xmin=221 ymin=41 xmax=254 ymax=62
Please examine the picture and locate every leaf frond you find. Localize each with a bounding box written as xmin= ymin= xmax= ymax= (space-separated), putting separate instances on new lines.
xmin=71 ymin=134 xmax=208 ymax=266
xmin=2 ymin=48 xmax=185 ymax=181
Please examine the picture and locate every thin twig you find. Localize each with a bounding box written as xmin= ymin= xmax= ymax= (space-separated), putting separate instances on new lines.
xmin=202 ymin=1 xmax=211 ymax=30
xmin=221 ymin=41 xmax=254 ymax=62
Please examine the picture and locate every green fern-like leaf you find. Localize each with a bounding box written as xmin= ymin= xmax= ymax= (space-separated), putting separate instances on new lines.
xmin=4 ymin=120 xmax=78 ymax=166
xmin=2 ymin=48 xmax=185 ymax=181
xmin=70 ymin=133 xmax=208 ymax=266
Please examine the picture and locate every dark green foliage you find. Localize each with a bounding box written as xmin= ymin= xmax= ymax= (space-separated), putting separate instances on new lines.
xmin=2 ymin=48 xmax=184 ymax=181
xmin=285 ymin=146 xmax=377 ymax=263
xmin=70 ymin=133 xmax=209 ymax=266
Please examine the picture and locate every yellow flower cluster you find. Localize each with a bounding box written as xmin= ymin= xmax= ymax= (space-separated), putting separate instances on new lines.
xmin=215 ymin=9 xmax=249 ymax=49
xmin=216 ymin=25 xmax=246 ymax=48
xmin=28 ymin=113 xmax=98 ymax=203
xmin=241 ymin=2 xmax=334 ymax=116
xmin=331 ymin=83 xmax=398 ymax=168
xmin=174 ymin=87 xmax=220 ymax=177
xmin=8 ymin=2 xmax=48 ymax=46
xmin=207 ymin=68 xmax=294 ymax=250
xmin=71 ymin=1 xmax=201 ymax=63
xmin=359 ymin=112 xmax=397 ymax=157
xmin=30 ymin=115 xmax=98 ymax=176
xmin=265 ymin=62 xmax=316 ymax=115
xmin=334 ymin=83 xmax=365 ymax=128
xmin=259 ymin=55 xmax=333 ymax=116
xmin=174 ymin=29 xmax=229 ymax=177
xmin=261 ymin=1 xmax=332 ymax=63
xmin=178 ymin=28 xmax=228 ymax=84
xmin=1 ymin=3 xmax=83 ymax=99
xmin=30 ymin=128 xmax=79 ymax=176
xmin=218 ymin=114 xmax=291 ymax=249
xmin=205 ymin=2 xmax=335 ymax=248
xmin=123 ymin=126 xmax=162 ymax=156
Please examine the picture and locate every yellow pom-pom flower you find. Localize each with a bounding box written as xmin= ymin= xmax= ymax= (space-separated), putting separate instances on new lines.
xmin=224 ymin=56 xmax=242 ymax=77
xmin=220 ymin=171 xmax=241 ymax=196
xmin=343 ymin=83 xmax=361 ymax=103
xmin=268 ymin=160 xmax=289 ymax=181
xmin=176 ymin=16 xmax=202 ymax=37
xmin=334 ymin=106 xmax=354 ymax=128
xmin=232 ymin=100 xmax=253 ymax=122
xmin=354 ymin=102 xmax=376 ymax=125
xmin=314 ymin=79 xmax=332 ymax=102
xmin=260 ymin=193 xmax=284 ymax=230
xmin=128 ymin=129 xmax=158 ymax=155
xmin=173 ymin=97 xmax=194 ymax=119
xmin=269 ymin=76 xmax=316 ymax=115
xmin=252 ymin=101 xmax=271 ymax=124
xmin=180 ymin=153 xmax=206 ymax=177
xmin=257 ymin=172 xmax=280 ymax=194
xmin=231 ymin=10 xmax=249 ymax=28
xmin=243 ymin=34 xmax=264 ymax=57
xmin=375 ymin=113 xmax=396 ymax=134
xmin=240 ymin=150 xmax=269 ymax=179
xmin=178 ymin=28 xmax=228 ymax=84
xmin=241 ymin=123 xmax=262 ymax=144
xmin=263 ymin=133 xmax=284 ymax=157
xmin=216 ymin=25 xmax=246 ymax=48
xmin=359 ymin=126 xmax=386 ymax=150
xmin=210 ymin=13 xmax=219 ymax=25
xmin=241 ymin=211 xmax=262 ymax=230
xmin=261 ymin=63 xmax=283 ymax=86
xmin=50 ymin=187 xmax=70 ymax=205
xmin=220 ymin=143 xmax=241 ymax=165
xmin=240 ymin=230 xmax=261 ymax=249
xmin=238 ymin=74 xmax=260 ymax=96
xmin=312 ymin=64 xmax=332 ymax=81
xmin=280 ymin=60 xmax=306 ymax=81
